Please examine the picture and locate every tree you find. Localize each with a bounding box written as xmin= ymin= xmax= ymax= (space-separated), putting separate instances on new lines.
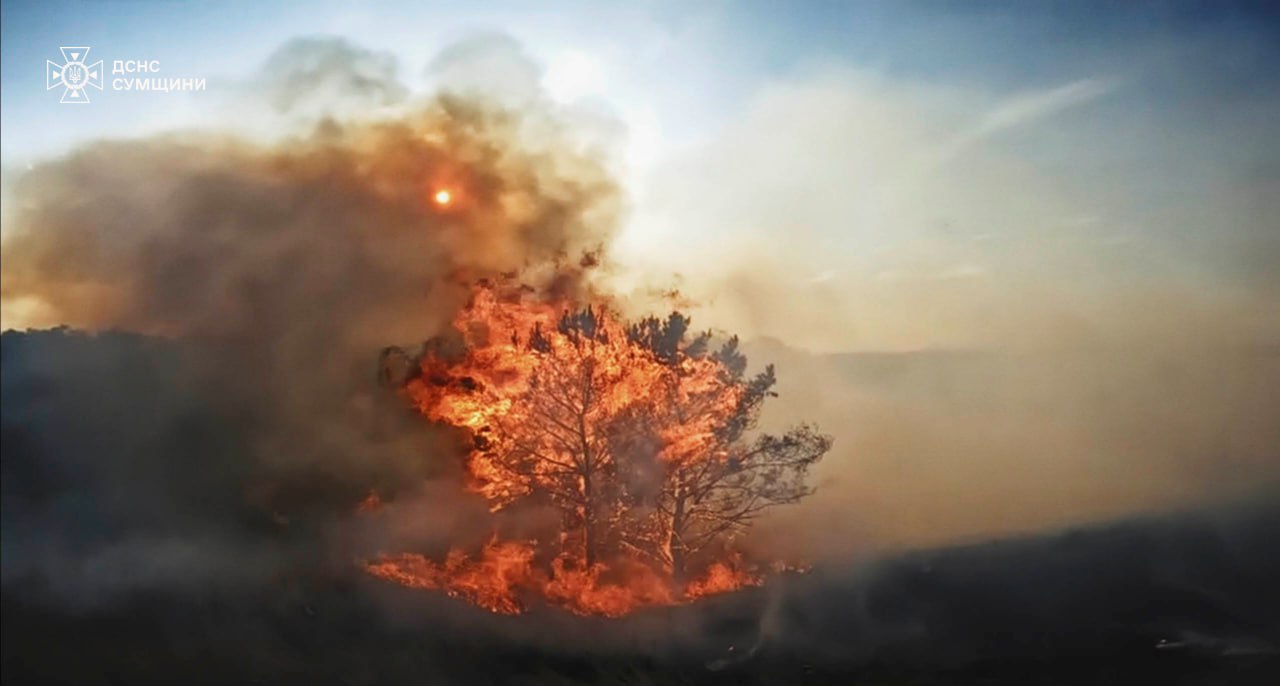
xmin=621 ymin=314 xmax=831 ymax=581
xmin=396 ymin=293 xmax=832 ymax=583
xmin=440 ymin=307 xmax=671 ymax=567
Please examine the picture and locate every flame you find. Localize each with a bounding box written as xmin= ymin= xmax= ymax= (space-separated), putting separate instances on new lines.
xmin=356 ymin=489 xmax=383 ymax=514
xmin=367 ymin=539 xmax=536 ymax=615
xmin=685 ymin=555 xmax=761 ymax=600
xmin=365 ymin=283 xmax=811 ymax=617
xmin=366 ymin=540 xmax=758 ymax=617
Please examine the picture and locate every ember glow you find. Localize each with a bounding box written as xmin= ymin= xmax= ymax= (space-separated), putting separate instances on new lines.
xmin=367 ymin=282 xmax=831 ymax=616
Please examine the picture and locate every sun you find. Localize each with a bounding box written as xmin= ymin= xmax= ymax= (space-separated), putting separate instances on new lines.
xmin=434 ymin=189 xmax=452 ymax=206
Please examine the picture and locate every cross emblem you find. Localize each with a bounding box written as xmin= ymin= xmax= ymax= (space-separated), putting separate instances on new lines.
xmin=47 ymin=47 xmax=103 ymax=104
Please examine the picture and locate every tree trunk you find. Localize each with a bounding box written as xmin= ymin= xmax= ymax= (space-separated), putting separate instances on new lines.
xmin=578 ymin=404 xmax=597 ymax=568
xmin=582 ymin=471 xmax=596 ymax=567
xmin=669 ymin=483 xmax=688 ymax=587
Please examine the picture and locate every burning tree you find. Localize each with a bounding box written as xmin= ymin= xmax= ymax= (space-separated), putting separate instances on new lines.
xmin=368 ymin=286 xmax=832 ymax=616
xmin=454 ymin=304 xmax=670 ymax=569
xmin=621 ymin=313 xmax=831 ymax=582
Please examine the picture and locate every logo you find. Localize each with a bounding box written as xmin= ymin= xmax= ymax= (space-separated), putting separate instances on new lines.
xmin=47 ymin=47 xmax=103 ymax=103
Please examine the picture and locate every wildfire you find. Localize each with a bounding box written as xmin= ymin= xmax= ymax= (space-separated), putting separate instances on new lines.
xmin=366 ymin=539 xmax=760 ymax=617
xmin=366 ymin=282 xmax=830 ymax=617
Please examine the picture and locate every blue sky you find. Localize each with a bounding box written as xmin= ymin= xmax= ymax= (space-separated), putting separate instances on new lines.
xmin=5 ymin=1 xmax=1275 ymax=160
xmin=2 ymin=1 xmax=1278 ymax=349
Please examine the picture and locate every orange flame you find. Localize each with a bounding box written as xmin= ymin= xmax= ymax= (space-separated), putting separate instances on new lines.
xmin=356 ymin=489 xmax=383 ymax=514
xmin=366 ymin=284 xmax=790 ymax=616
xmin=366 ymin=540 xmax=759 ymax=617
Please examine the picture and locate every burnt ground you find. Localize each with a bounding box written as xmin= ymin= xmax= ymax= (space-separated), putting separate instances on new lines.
xmin=4 ymin=499 xmax=1278 ymax=685
xmin=2 ymin=329 xmax=1278 ymax=684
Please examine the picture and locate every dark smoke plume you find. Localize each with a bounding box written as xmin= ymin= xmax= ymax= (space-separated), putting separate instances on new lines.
xmin=1 ymin=36 xmax=620 ymax=604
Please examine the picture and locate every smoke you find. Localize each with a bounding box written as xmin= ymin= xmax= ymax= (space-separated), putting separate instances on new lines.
xmin=612 ymin=61 xmax=1280 ymax=555
xmin=2 ymin=29 xmax=1276 ymax=634
xmin=1 ymin=32 xmax=1278 ymax=686
xmin=251 ymin=37 xmax=409 ymax=120
xmin=748 ymin=494 xmax=1280 ymax=670
xmin=0 ymin=35 xmax=620 ymax=605
xmin=743 ymin=341 xmax=1280 ymax=561
xmin=616 ymin=58 xmax=1280 ymax=351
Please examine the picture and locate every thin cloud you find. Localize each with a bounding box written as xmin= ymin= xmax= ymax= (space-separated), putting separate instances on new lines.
xmin=927 ymin=77 xmax=1121 ymax=173
xmin=974 ymin=77 xmax=1120 ymax=137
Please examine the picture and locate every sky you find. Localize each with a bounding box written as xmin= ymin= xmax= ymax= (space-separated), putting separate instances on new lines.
xmin=2 ymin=0 xmax=1278 ymax=351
